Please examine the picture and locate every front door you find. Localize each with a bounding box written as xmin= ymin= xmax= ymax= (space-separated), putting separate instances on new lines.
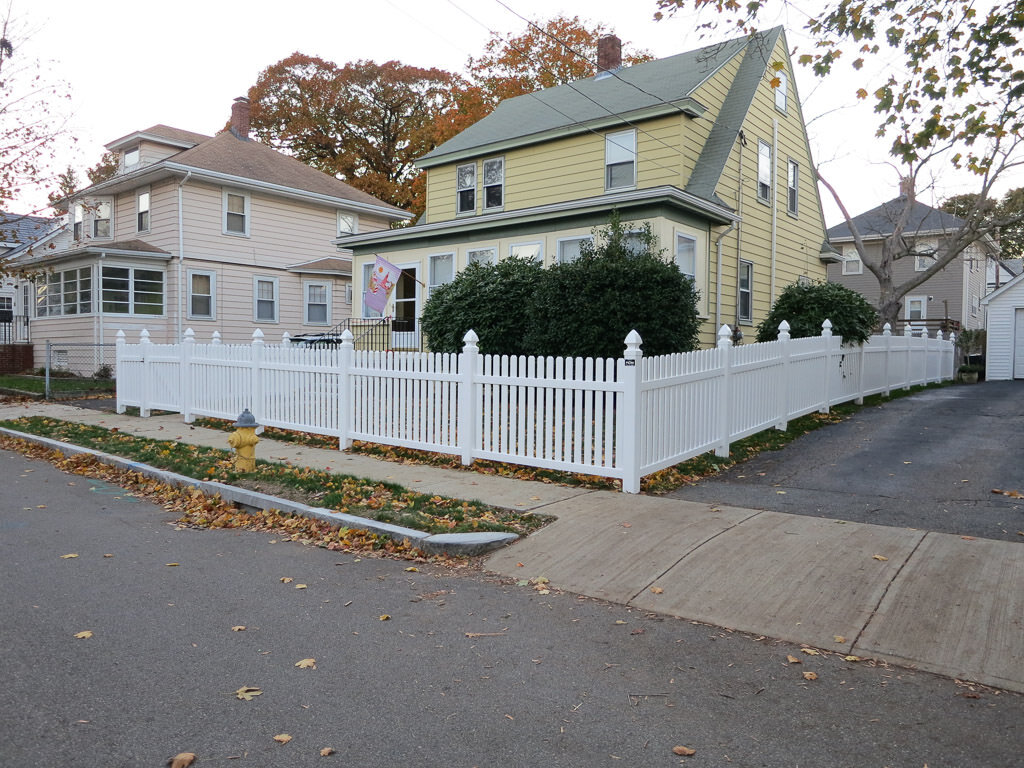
xmin=391 ymin=267 xmax=420 ymax=350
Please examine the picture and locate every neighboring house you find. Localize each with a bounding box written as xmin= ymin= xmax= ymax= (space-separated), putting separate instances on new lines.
xmin=337 ymin=28 xmax=835 ymax=350
xmin=826 ymin=194 xmax=999 ymax=334
xmin=9 ymin=98 xmax=410 ymax=366
xmin=981 ymin=270 xmax=1024 ymax=379
xmin=0 ymin=211 xmax=55 ymax=343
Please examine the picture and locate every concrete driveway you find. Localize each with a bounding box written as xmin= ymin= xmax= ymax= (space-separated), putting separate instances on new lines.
xmin=667 ymin=380 xmax=1024 ymax=542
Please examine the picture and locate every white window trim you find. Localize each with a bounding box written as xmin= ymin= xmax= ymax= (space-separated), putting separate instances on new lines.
xmin=92 ymin=197 xmax=113 ymax=240
xmin=905 ymin=295 xmax=928 ymax=321
xmin=467 ymin=246 xmax=498 ymax=267
xmin=757 ymin=140 xmax=772 ymax=203
xmin=675 ymin=232 xmax=698 ymax=280
xmin=345 ymin=283 xmax=353 ymax=305
xmin=738 ymin=259 xmax=754 ymax=324
xmin=100 ymin=264 xmax=165 ymax=317
xmin=509 ymin=241 xmax=543 ymax=264
xmin=914 ymin=253 xmax=937 ymax=272
xmin=73 ymin=204 xmax=84 ymax=241
xmin=842 ymin=247 xmax=863 ymax=275
xmin=556 ymin=235 xmax=593 ymax=265
xmin=223 ymin=189 xmax=251 ymax=237
xmin=187 ymin=269 xmax=216 ymax=320
xmin=303 ymin=280 xmax=331 ymax=326
xmin=137 ymin=187 xmax=151 ymax=233
xmin=337 ymin=210 xmax=359 ymax=236
xmin=605 ymin=129 xmax=637 ymax=191
xmin=786 ymin=159 xmax=799 ymax=217
xmin=774 ymin=71 xmax=788 ymax=113
xmin=482 ymin=157 xmax=504 ymax=211
xmin=35 ymin=266 xmax=94 ymax=317
xmin=253 ymin=275 xmax=279 ymax=323
xmin=456 ymin=162 xmax=476 ymax=216
xmin=428 ymin=252 xmax=455 ymax=295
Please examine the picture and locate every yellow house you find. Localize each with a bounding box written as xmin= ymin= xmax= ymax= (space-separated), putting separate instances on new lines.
xmin=339 ymin=27 xmax=837 ymax=349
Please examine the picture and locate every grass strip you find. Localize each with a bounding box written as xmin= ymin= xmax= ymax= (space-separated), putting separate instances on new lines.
xmin=0 ymin=416 xmax=548 ymax=536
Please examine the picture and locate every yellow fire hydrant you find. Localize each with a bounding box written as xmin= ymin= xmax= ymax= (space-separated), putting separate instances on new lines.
xmin=227 ymin=408 xmax=260 ymax=472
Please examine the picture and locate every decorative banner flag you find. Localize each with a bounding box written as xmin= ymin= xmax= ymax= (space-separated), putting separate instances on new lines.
xmin=364 ymin=255 xmax=401 ymax=314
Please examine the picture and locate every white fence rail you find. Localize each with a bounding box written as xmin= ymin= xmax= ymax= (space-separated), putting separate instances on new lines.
xmin=116 ymin=321 xmax=955 ymax=493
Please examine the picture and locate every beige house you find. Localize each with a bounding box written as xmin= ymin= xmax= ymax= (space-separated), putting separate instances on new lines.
xmin=826 ymin=196 xmax=999 ymax=334
xmin=12 ymin=98 xmax=409 ymax=364
xmin=338 ymin=27 xmax=835 ymax=349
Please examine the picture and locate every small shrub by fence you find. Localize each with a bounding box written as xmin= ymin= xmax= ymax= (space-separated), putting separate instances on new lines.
xmin=116 ymin=321 xmax=955 ymax=493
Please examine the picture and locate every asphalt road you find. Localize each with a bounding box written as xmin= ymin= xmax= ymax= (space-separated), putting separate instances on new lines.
xmin=1 ymin=446 xmax=1022 ymax=767
xmin=669 ymin=381 xmax=1024 ymax=543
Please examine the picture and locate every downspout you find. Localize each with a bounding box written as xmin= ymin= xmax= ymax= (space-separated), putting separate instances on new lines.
xmin=177 ymin=171 xmax=192 ymax=342
xmin=770 ymin=118 xmax=779 ymax=302
xmin=715 ymin=222 xmax=736 ymax=331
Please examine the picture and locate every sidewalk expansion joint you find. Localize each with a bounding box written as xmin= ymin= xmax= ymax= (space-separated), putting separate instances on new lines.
xmin=849 ymin=529 xmax=928 ymax=651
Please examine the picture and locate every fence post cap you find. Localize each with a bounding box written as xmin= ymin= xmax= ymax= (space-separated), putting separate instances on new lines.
xmin=717 ymin=325 xmax=733 ymax=348
xmin=778 ymin=320 xmax=791 ymax=340
xmin=281 ymin=331 xmax=291 ymax=345
xmin=252 ymin=328 xmax=265 ymax=344
xmin=904 ymin=322 xmax=912 ymax=334
xmin=140 ymin=329 xmax=151 ymax=343
xmin=821 ymin=319 xmax=833 ymax=336
xmin=183 ymin=328 xmax=195 ymax=343
xmin=462 ymin=330 xmax=479 ymax=351
xmin=211 ymin=331 xmax=222 ymax=345
xmin=623 ymin=329 xmax=643 ymax=359
xmin=882 ymin=323 xmax=892 ymax=336
xmin=115 ymin=329 xmax=126 ymax=342
xmin=341 ymin=329 xmax=354 ymax=342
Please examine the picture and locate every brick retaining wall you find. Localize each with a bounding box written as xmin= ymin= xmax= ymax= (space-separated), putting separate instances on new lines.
xmin=0 ymin=344 xmax=34 ymax=374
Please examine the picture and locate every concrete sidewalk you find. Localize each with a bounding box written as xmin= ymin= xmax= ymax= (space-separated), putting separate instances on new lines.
xmin=2 ymin=401 xmax=1022 ymax=693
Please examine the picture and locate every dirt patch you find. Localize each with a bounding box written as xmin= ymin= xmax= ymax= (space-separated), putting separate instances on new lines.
xmin=229 ymin=477 xmax=332 ymax=509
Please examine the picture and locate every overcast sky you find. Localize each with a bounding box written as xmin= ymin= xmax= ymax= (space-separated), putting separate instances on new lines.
xmin=12 ymin=0 xmax=1022 ymax=224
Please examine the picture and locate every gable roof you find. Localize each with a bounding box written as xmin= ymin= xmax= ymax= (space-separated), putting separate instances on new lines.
xmin=417 ymin=29 xmax=780 ymax=168
xmin=827 ymin=197 xmax=967 ymax=241
xmin=106 ymin=124 xmax=212 ymax=151
xmin=0 ymin=211 xmax=56 ymax=250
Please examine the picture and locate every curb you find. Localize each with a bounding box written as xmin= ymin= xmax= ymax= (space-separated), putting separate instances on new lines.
xmin=0 ymin=427 xmax=518 ymax=556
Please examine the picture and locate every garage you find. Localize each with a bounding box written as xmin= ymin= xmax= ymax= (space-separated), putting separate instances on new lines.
xmin=981 ymin=271 xmax=1024 ymax=379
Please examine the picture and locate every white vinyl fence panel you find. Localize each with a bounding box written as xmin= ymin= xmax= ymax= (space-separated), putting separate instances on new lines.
xmin=116 ymin=321 xmax=955 ymax=493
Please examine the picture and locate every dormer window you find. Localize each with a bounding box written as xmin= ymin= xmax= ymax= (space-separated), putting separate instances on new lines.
xmin=124 ymin=147 xmax=140 ymax=168
xmin=456 ymin=163 xmax=476 ymax=215
xmin=92 ymin=199 xmax=112 ymax=239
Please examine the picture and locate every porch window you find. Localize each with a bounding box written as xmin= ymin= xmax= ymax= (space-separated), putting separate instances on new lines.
xmin=101 ymin=266 xmax=163 ymax=315
xmin=557 ymin=236 xmax=592 ymax=264
xmin=93 ymin=199 xmax=112 ymax=239
xmin=188 ymin=270 xmax=216 ymax=319
xmin=224 ymin=190 xmax=249 ymax=236
xmin=428 ymin=253 xmax=454 ymax=293
xmin=605 ymin=129 xmax=636 ymax=190
xmin=304 ymin=281 xmax=330 ymax=325
xmin=254 ymin=277 xmax=278 ymax=322
xmin=757 ymin=140 xmax=772 ymax=203
xmin=738 ymin=260 xmax=753 ymax=323
xmin=137 ymin=188 xmax=151 ymax=232
xmin=510 ymin=242 xmax=542 ymax=263
xmin=483 ymin=158 xmax=504 ymax=210
xmin=36 ymin=267 xmax=93 ymax=317
xmin=467 ymin=247 xmax=497 ymax=266
xmin=456 ymin=163 xmax=476 ymax=215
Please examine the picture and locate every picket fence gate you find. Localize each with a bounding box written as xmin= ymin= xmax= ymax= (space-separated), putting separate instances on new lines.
xmin=116 ymin=321 xmax=956 ymax=493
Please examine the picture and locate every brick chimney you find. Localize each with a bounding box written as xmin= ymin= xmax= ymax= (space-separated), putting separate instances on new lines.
xmin=597 ymin=34 xmax=622 ymax=74
xmin=230 ymin=97 xmax=251 ymax=140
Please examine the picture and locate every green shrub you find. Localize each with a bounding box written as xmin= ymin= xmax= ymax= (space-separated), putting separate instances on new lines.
xmin=756 ymin=281 xmax=877 ymax=344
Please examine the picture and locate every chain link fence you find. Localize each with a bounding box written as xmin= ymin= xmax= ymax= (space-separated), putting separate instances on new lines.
xmin=42 ymin=342 xmax=117 ymax=399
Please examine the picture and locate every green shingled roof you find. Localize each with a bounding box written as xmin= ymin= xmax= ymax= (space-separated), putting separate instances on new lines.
xmin=417 ymin=29 xmax=777 ymax=167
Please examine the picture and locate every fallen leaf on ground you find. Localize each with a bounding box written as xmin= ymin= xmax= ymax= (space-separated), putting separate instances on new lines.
xmin=168 ymin=753 xmax=196 ymax=768
xmin=650 ymin=587 xmax=664 ymax=594
xmin=800 ymin=648 xmax=819 ymax=655
xmin=295 ymin=658 xmax=317 ymax=669
xmin=166 ymin=563 xmax=180 ymax=567
xmin=295 ymin=584 xmax=308 ymax=589
xmin=103 ymin=554 xmax=114 ymax=558
xmin=235 ymin=686 xmax=262 ymax=701
xmin=231 ymin=626 xmax=246 ymax=632
xmin=803 ymin=671 xmax=819 ymax=681
xmin=465 ymin=629 xmax=509 ymax=638
xmin=845 ymin=655 xmax=862 ymax=662
xmin=280 ymin=577 xmax=293 ymax=583
xmin=60 ymin=554 xmax=78 ymax=559
xmin=961 ymin=536 xmax=976 ymax=541
xmin=672 ymin=745 xmax=696 ymax=756
xmin=404 ymin=567 xmax=418 ymax=572
xmin=614 ymin=620 xmax=628 ymax=625
xmin=872 ymin=555 xmax=888 ymax=561
xmin=273 ymin=734 xmax=292 ymax=745
xmin=786 ymin=655 xmax=801 ymax=664
xmin=320 ymin=747 xmax=335 ymax=756
xmin=834 ymin=635 xmax=846 ymax=643
xmin=379 ymin=614 xmax=391 ymax=621
xmin=74 ymin=630 xmax=93 ymax=639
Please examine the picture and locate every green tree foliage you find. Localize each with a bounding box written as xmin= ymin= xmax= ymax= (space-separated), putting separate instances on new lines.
xmin=421 ymin=257 xmax=545 ymax=355
xmin=941 ymin=187 xmax=1024 ymax=261
xmin=756 ymin=281 xmax=878 ymax=345
xmin=423 ymin=216 xmax=700 ymax=359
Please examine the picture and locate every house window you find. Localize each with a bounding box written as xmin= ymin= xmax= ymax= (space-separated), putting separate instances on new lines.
xmin=361 ymin=263 xmax=382 ymax=318
xmin=467 ymin=247 xmax=497 ymax=266
xmin=675 ymin=233 xmax=697 ymax=281
xmin=254 ymin=277 xmax=278 ymax=322
xmin=738 ymin=260 xmax=753 ymax=323
xmin=787 ymin=160 xmax=799 ymax=216
xmin=605 ymin=129 xmax=636 ymax=190
xmin=510 ymin=242 xmax=542 ymax=263
xmin=842 ymin=246 xmax=863 ymax=275
xmin=124 ymin=147 xmax=140 ymax=168
xmin=623 ymin=230 xmax=647 ymax=256
xmin=338 ymin=211 xmax=359 ymax=236
xmin=101 ymin=266 xmax=163 ymax=315
xmin=93 ymin=199 xmax=112 ymax=239
xmin=774 ymin=71 xmax=788 ymax=112
xmin=906 ymin=296 xmax=926 ymax=321
xmin=36 ymin=267 xmax=92 ymax=317
xmin=137 ymin=188 xmax=151 ymax=232
xmin=188 ymin=270 xmax=216 ymax=319
xmin=224 ymin=190 xmax=249 ymax=236
xmin=915 ymin=253 xmax=937 ymax=271
xmin=456 ymin=163 xmax=476 ymax=215
xmin=428 ymin=252 xmax=454 ymax=294
xmin=304 ymin=281 xmax=330 ymax=325
xmin=557 ymin=236 xmax=592 ymax=264
xmin=73 ymin=204 xmax=84 ymax=240
xmin=483 ymin=158 xmax=504 ymax=210
xmin=345 ymin=283 xmax=353 ymax=305
xmin=757 ymin=140 xmax=772 ymax=202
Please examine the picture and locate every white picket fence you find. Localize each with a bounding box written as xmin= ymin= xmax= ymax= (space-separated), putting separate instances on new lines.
xmin=115 ymin=321 xmax=956 ymax=493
